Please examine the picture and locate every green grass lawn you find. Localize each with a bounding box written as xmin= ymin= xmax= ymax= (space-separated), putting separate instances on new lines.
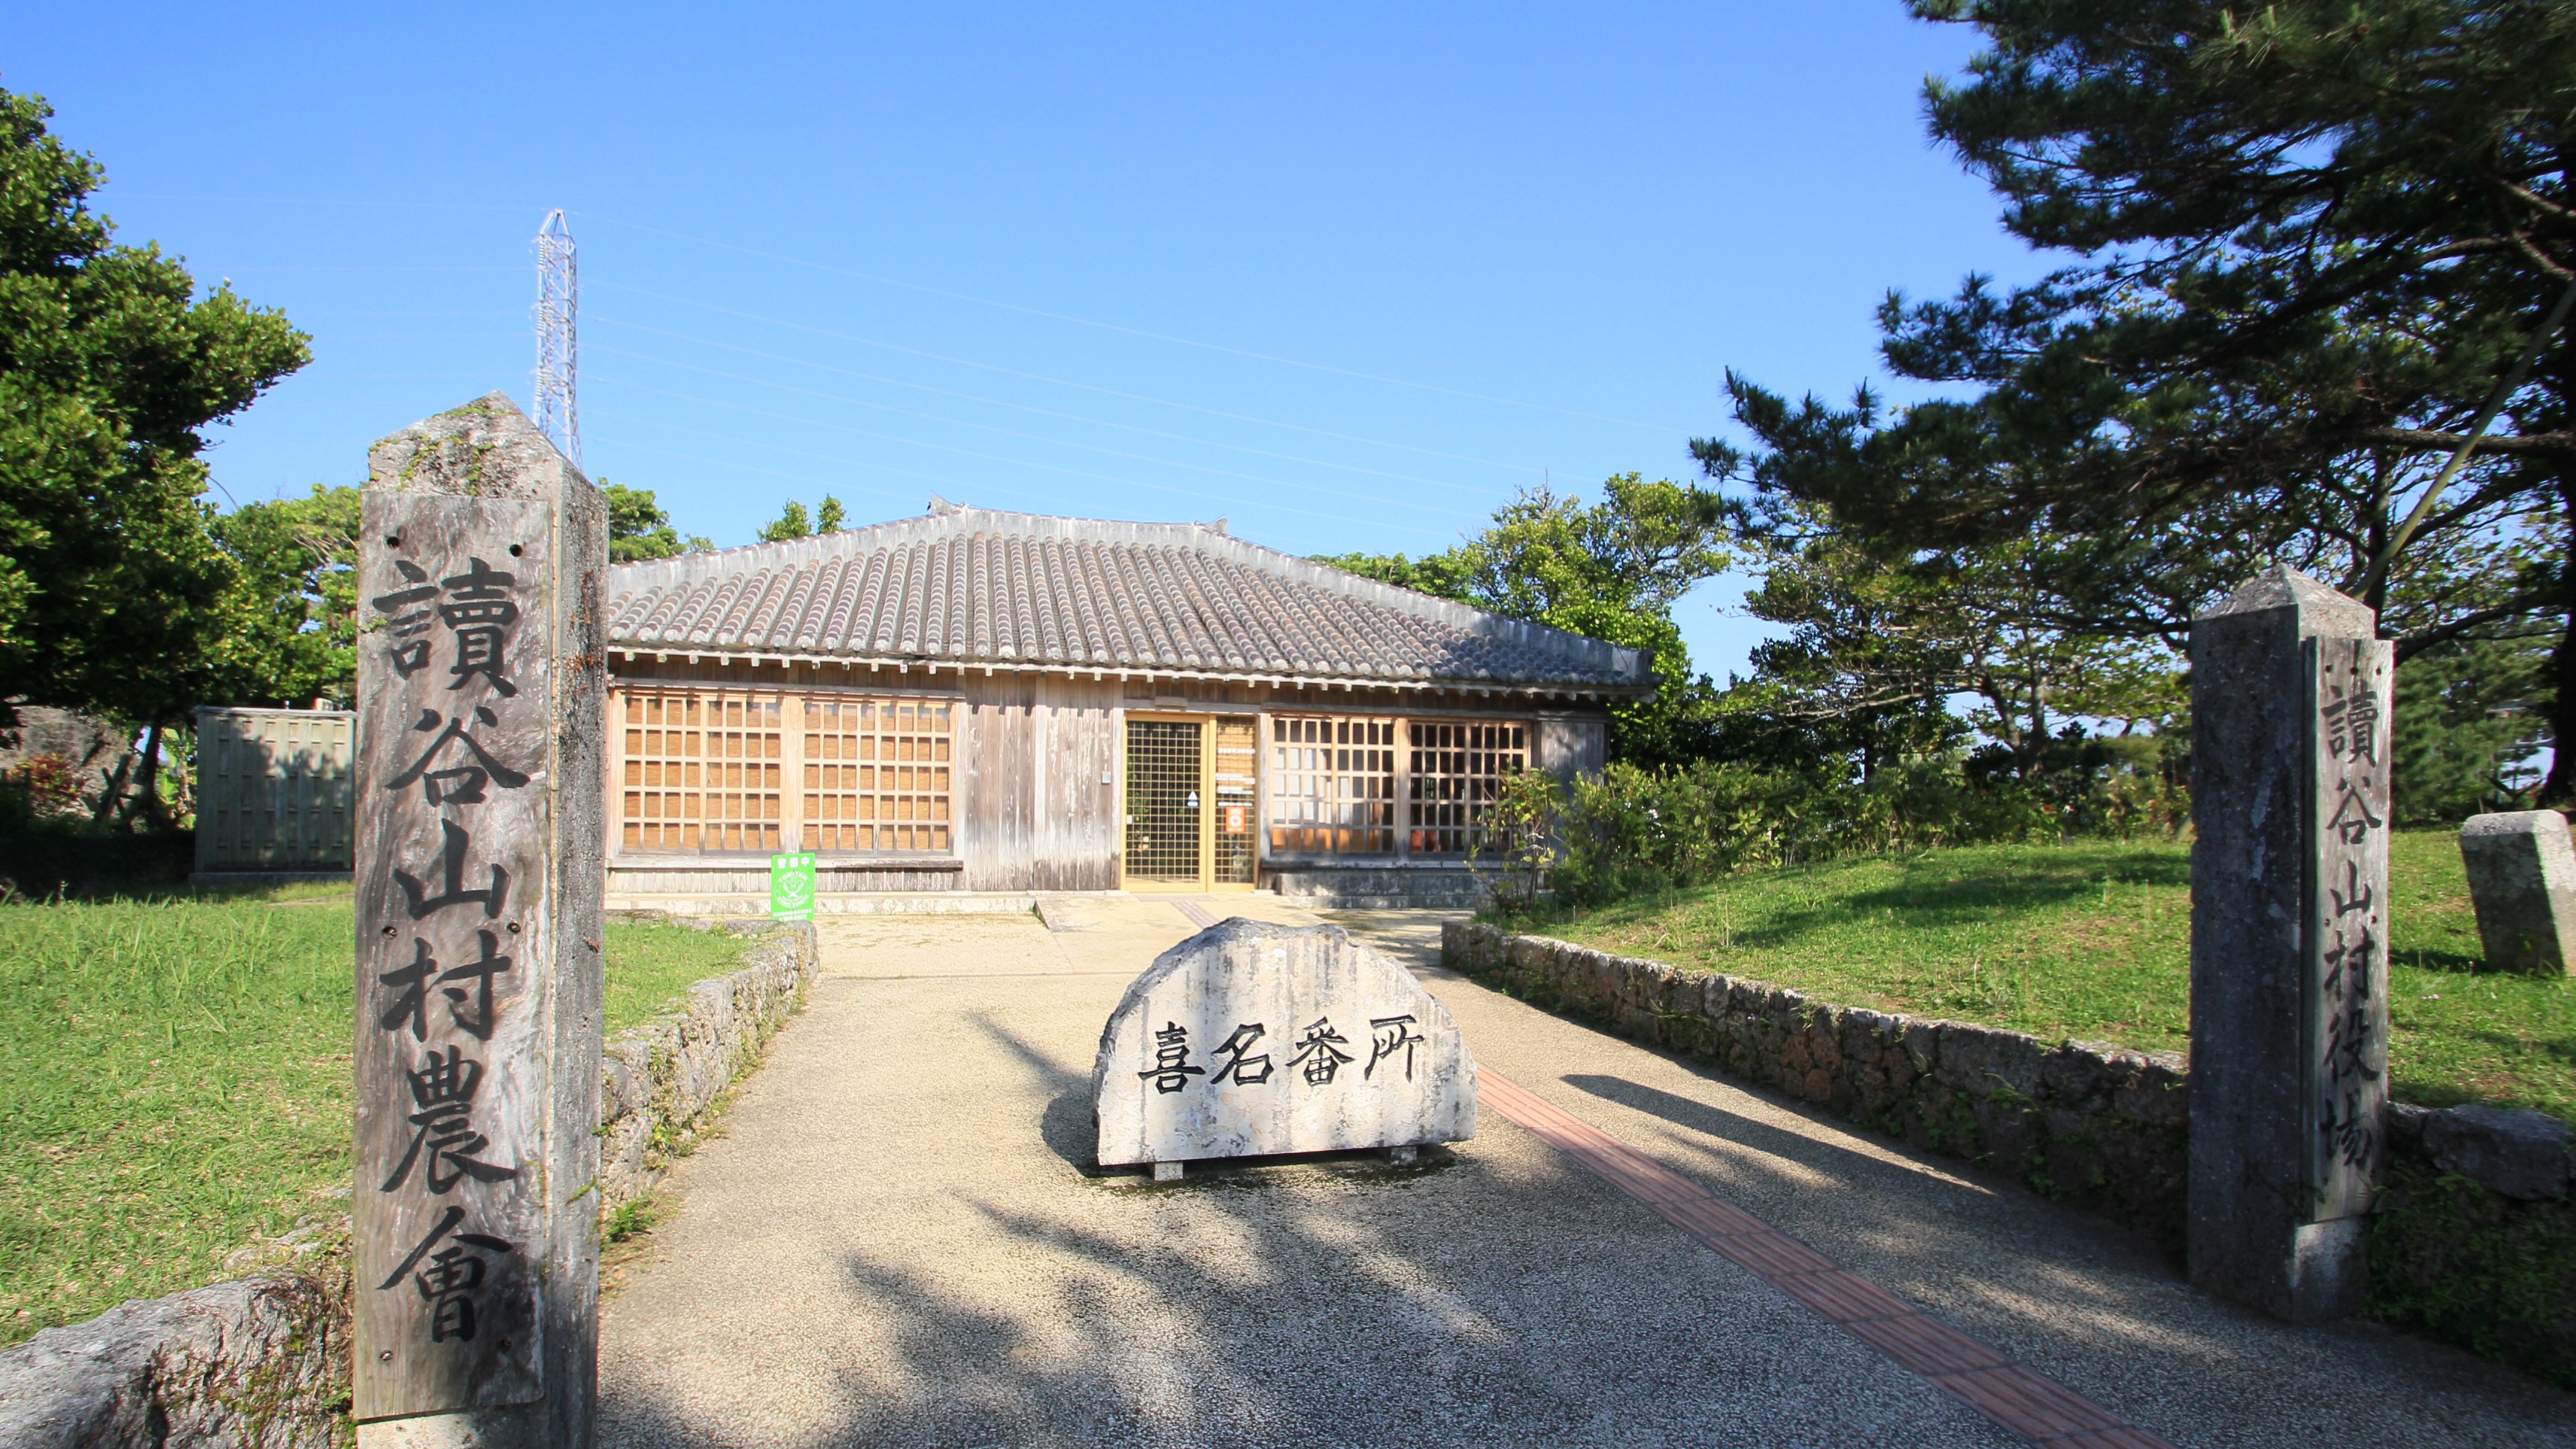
xmin=0 ymin=886 xmax=757 ymax=1347
xmin=602 ymin=918 xmax=772 ymax=1035
xmin=1535 ymin=830 xmax=2576 ymax=1123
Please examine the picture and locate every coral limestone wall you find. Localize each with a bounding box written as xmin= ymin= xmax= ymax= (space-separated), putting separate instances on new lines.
xmin=1444 ymin=919 xmax=2576 ymax=1387
xmin=1442 ymin=921 xmax=2189 ymax=1238
xmin=597 ymin=920 xmax=820 ymax=1215
xmin=0 ymin=920 xmax=820 ymax=1448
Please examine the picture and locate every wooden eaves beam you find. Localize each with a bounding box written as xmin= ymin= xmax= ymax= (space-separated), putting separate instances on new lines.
xmin=609 ymin=647 xmax=1641 ymax=701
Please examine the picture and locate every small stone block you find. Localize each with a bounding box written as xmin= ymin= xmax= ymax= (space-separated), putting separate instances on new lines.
xmin=2460 ymin=811 xmax=2576 ymax=975
xmin=1152 ymin=1161 xmax=1184 ymax=1183
xmin=2424 ymin=1104 xmax=2572 ymax=1200
xmin=1385 ymin=1144 xmax=1418 ymax=1166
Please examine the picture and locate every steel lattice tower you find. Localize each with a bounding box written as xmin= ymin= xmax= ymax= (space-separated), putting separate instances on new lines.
xmin=533 ymin=209 xmax=581 ymax=468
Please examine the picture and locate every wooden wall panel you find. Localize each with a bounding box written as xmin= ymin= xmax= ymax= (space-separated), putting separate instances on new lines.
xmin=1032 ymin=678 xmax=1120 ymax=890
xmin=604 ymin=862 xmax=962 ymax=894
xmin=601 ymin=658 xmax=1617 ymax=891
xmin=1535 ymin=715 xmax=1608 ymax=781
xmin=958 ymin=675 xmax=1036 ymax=891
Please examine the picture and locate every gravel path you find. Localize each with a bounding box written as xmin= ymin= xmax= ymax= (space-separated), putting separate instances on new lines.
xmin=596 ymin=902 xmax=2575 ymax=1448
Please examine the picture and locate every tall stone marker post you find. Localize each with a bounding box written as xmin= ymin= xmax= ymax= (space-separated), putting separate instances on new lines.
xmin=2188 ymin=564 xmax=2392 ymax=1322
xmin=353 ymin=394 xmax=607 ymax=1448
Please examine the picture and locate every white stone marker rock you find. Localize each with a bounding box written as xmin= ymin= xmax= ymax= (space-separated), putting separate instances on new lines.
xmin=1093 ymin=919 xmax=1475 ymax=1169
xmin=2460 ymin=810 xmax=2576 ymax=976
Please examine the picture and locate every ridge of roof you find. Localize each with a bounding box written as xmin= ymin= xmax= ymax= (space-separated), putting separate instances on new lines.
xmin=608 ymin=505 xmax=1644 ymax=681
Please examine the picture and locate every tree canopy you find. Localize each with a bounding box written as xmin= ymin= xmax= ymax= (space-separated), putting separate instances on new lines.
xmin=1704 ymin=0 xmax=2576 ymax=800
xmin=1320 ymin=474 xmax=1734 ymax=764
xmin=604 ymin=482 xmax=711 ymax=563
xmin=207 ymin=484 xmax=359 ymax=708
xmin=192 ymin=481 xmax=718 ymax=716
xmin=0 ymin=88 xmax=309 ymax=727
xmin=757 ymin=494 xmax=845 ymax=543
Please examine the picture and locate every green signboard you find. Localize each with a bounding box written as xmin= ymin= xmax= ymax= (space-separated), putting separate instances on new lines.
xmin=769 ymin=850 xmax=818 ymax=921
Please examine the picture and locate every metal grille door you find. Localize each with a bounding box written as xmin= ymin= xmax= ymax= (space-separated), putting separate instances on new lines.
xmin=1125 ymin=719 xmax=1202 ymax=883
xmin=194 ymin=707 xmax=356 ymax=870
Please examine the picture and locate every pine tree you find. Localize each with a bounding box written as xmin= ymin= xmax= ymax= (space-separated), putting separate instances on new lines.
xmin=1712 ymin=1 xmax=2576 ymax=795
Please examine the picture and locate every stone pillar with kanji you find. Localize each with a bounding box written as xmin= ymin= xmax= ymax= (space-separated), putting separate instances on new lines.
xmin=2188 ymin=564 xmax=2392 ymax=1322
xmin=352 ymin=393 xmax=607 ymax=1447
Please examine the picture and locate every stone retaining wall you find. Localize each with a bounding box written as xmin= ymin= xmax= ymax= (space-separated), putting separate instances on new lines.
xmin=2372 ymin=1101 xmax=2576 ymax=1388
xmin=1445 ymin=919 xmax=2576 ymax=1385
xmin=1442 ymin=921 xmax=2191 ymax=1240
xmin=0 ymin=1260 xmax=350 ymax=1449
xmin=597 ymin=919 xmax=821 ymax=1214
xmin=0 ymin=920 xmax=820 ymax=1448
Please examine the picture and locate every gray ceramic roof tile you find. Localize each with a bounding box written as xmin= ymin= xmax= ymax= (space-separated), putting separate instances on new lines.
xmin=604 ymin=507 xmax=1652 ymax=691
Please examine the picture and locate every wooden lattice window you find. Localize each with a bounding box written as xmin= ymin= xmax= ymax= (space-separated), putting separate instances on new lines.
xmin=801 ymin=697 xmax=954 ymax=853
xmin=1268 ymin=716 xmax=1398 ymax=854
xmin=1405 ymin=720 xmax=1527 ymax=856
xmin=619 ymin=689 xmax=786 ymax=852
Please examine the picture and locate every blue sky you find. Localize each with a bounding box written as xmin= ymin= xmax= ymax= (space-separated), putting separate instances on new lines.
xmin=10 ymin=2 xmax=2047 ymax=681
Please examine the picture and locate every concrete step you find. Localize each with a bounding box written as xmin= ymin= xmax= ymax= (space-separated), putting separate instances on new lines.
xmin=607 ymin=891 xmax=1047 ymax=917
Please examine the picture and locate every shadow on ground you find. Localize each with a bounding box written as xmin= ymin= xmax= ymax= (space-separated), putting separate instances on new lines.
xmin=598 ymin=986 xmax=2014 ymax=1448
xmin=597 ymin=916 xmax=2576 ymax=1449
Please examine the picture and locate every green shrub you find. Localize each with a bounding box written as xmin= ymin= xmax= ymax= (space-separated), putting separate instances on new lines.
xmin=2368 ymin=1150 xmax=2576 ymax=1391
xmin=1511 ymin=747 xmax=2185 ymax=912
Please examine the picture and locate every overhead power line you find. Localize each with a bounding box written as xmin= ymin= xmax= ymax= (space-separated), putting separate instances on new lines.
xmin=585 ymin=322 xmax=1501 ymax=499
xmin=575 ymin=212 xmax=1687 ymax=433
xmin=584 ymin=394 xmax=1459 ymax=540
xmin=110 ymin=191 xmax=1689 ymax=438
xmin=216 ymin=266 xmax=525 ymax=273
xmin=588 ymin=282 xmax=1576 ymax=479
xmin=589 ymin=362 xmax=1462 ymax=515
xmin=589 ymin=432 xmax=966 ymax=508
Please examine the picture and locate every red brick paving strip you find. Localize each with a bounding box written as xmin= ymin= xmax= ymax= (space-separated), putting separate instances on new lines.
xmin=1477 ymin=1068 xmax=2176 ymax=1448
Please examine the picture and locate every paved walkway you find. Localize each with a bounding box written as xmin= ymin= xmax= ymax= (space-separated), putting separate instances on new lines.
xmin=598 ymin=901 xmax=2575 ymax=1448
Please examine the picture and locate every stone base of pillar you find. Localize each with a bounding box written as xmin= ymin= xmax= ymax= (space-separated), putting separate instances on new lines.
xmin=359 ymin=1406 xmax=548 ymax=1449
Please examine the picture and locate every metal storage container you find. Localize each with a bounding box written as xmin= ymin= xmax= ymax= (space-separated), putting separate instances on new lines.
xmin=194 ymin=707 xmax=356 ymax=871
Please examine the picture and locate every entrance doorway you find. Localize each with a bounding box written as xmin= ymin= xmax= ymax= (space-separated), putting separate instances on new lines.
xmin=1123 ymin=714 xmax=1257 ymax=891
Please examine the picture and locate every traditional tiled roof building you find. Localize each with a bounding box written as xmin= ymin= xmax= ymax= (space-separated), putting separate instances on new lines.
xmin=604 ymin=502 xmax=1650 ymax=907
